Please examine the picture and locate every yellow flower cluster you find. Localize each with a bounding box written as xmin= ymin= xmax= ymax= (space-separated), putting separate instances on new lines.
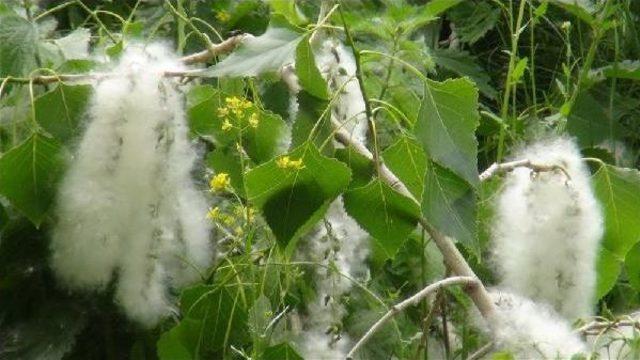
xmin=215 ymin=11 xmax=231 ymax=23
xmin=206 ymin=204 xmax=257 ymax=238
xmin=217 ymin=96 xmax=260 ymax=132
xmin=209 ymin=172 xmax=230 ymax=192
xmin=276 ymin=156 xmax=304 ymax=170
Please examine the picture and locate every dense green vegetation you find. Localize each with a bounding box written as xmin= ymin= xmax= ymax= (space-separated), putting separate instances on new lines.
xmin=2 ymin=0 xmax=640 ymax=359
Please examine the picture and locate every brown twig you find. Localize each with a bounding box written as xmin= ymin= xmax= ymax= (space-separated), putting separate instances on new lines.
xmin=479 ymin=159 xmax=571 ymax=182
xmin=346 ymin=276 xmax=478 ymax=359
xmin=468 ymin=342 xmax=495 ymax=360
xmin=179 ymin=34 xmax=247 ymax=65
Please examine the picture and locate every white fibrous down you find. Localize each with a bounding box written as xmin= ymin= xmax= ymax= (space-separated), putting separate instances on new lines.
xmin=492 ymin=137 xmax=603 ymax=320
xmin=299 ymin=199 xmax=370 ymax=359
xmin=315 ymin=38 xmax=369 ymax=145
xmin=50 ymin=43 xmax=212 ymax=326
xmin=487 ymin=290 xmax=586 ymax=358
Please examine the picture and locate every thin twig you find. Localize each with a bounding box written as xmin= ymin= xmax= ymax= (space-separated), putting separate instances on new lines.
xmin=331 ymin=120 xmax=497 ymax=322
xmin=468 ymin=342 xmax=495 ymax=360
xmin=346 ymin=276 xmax=478 ymax=359
xmin=479 ymin=159 xmax=571 ymax=182
xmin=578 ymin=318 xmax=640 ymax=336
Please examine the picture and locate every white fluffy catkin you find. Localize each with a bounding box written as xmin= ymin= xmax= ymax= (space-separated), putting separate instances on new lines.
xmin=50 ymin=43 xmax=212 ymax=326
xmin=294 ymin=38 xmax=371 ymax=358
xmin=299 ymin=199 xmax=370 ymax=359
xmin=492 ymin=137 xmax=603 ymax=320
xmin=315 ymin=38 xmax=369 ymax=145
xmin=488 ymin=290 xmax=587 ymax=358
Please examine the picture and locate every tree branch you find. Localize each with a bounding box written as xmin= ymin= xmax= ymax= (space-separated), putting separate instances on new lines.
xmin=331 ymin=120 xmax=497 ymax=323
xmin=0 ymin=34 xmax=246 ymax=85
xmin=479 ymin=159 xmax=571 ymax=182
xmin=346 ymin=276 xmax=478 ymax=359
xmin=577 ymin=316 xmax=640 ymax=336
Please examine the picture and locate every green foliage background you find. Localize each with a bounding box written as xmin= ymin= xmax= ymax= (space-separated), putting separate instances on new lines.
xmin=1 ymin=0 xmax=640 ymax=359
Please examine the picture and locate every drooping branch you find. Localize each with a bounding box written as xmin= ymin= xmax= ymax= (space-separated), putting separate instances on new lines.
xmin=0 ymin=34 xmax=246 ymax=85
xmin=331 ymin=119 xmax=497 ymax=322
xmin=179 ymin=34 xmax=247 ymax=65
xmin=346 ymin=276 xmax=478 ymax=359
xmin=479 ymin=159 xmax=571 ymax=182
xmin=577 ymin=316 xmax=640 ymax=336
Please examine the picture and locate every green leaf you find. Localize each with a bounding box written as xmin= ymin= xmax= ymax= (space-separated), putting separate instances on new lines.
xmin=594 ymin=60 xmax=640 ymax=81
xmin=567 ymin=91 xmax=625 ymax=148
xmin=335 ymin=146 xmax=374 ymax=189
xmin=262 ymin=343 xmax=303 ymax=360
xmin=510 ymin=57 xmax=529 ymax=84
xmin=177 ymin=284 xmax=250 ymax=354
xmin=382 ymin=136 xmax=427 ymax=201
xmin=415 ymin=78 xmax=480 ymax=186
xmin=593 ymin=164 xmax=640 ymax=297
xmin=344 ymin=180 xmax=420 ymax=259
xmin=548 ymin=0 xmax=595 ymax=24
xmin=243 ymin=110 xmax=290 ymax=164
xmin=596 ymin=247 xmax=622 ymax=299
xmin=423 ymin=0 xmax=463 ymax=18
xmin=203 ymin=22 xmax=303 ymax=77
xmin=291 ymin=90 xmax=332 ymax=153
xmin=187 ymin=85 xmax=223 ymax=137
xmin=593 ymin=165 xmax=640 ymax=258
xmin=0 ymin=133 xmax=64 ymax=227
xmin=248 ymin=294 xmax=271 ymax=332
xmin=423 ymin=163 xmax=477 ymax=255
xmin=431 ymin=48 xmax=497 ymax=99
xmin=267 ymin=0 xmax=307 ymax=26
xmin=295 ymin=35 xmax=329 ymax=100
xmin=625 ymin=242 xmax=640 ymax=291
xmin=0 ymin=13 xmax=37 ymax=77
xmin=34 ymin=84 xmax=91 ymax=144
xmin=245 ymin=142 xmax=351 ymax=247
xmin=157 ymin=324 xmax=194 ymax=360
xmin=448 ymin=2 xmax=499 ymax=44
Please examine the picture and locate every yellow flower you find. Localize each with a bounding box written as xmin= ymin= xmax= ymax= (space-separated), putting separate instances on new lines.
xmin=206 ymin=207 xmax=220 ymax=220
xmin=234 ymin=226 xmax=244 ymax=236
xmin=217 ymin=107 xmax=229 ymax=117
xmin=249 ymin=113 xmax=259 ymax=128
xmin=289 ymin=159 xmax=304 ymax=169
xmin=210 ymin=173 xmax=230 ymax=192
xmin=215 ymin=11 xmax=231 ymax=23
xmin=240 ymin=98 xmax=252 ymax=109
xmin=247 ymin=207 xmax=256 ymax=223
xmin=276 ymin=156 xmax=304 ymax=170
xmin=276 ymin=156 xmax=290 ymax=169
xmin=221 ymin=119 xmax=233 ymax=131
xmin=224 ymin=96 xmax=253 ymax=118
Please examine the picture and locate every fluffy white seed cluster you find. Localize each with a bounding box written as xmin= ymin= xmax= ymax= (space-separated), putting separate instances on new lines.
xmin=488 ymin=289 xmax=587 ymax=358
xmin=492 ymin=137 xmax=603 ymax=320
xmin=50 ymin=43 xmax=212 ymax=326
xmin=295 ymin=39 xmax=372 ymax=358
xmin=300 ymin=199 xmax=370 ymax=359
xmin=315 ymin=38 xmax=369 ymax=145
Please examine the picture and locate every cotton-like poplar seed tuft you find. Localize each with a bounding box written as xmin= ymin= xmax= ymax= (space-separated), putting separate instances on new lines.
xmin=294 ymin=37 xmax=371 ymax=358
xmin=315 ymin=38 xmax=369 ymax=145
xmin=299 ymin=199 xmax=370 ymax=359
xmin=488 ymin=289 xmax=587 ymax=358
xmin=492 ymin=137 xmax=603 ymax=320
xmin=50 ymin=43 xmax=213 ymax=326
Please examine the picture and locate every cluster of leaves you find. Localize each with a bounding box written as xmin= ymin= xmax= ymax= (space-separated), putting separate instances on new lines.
xmin=2 ymin=0 xmax=640 ymax=359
